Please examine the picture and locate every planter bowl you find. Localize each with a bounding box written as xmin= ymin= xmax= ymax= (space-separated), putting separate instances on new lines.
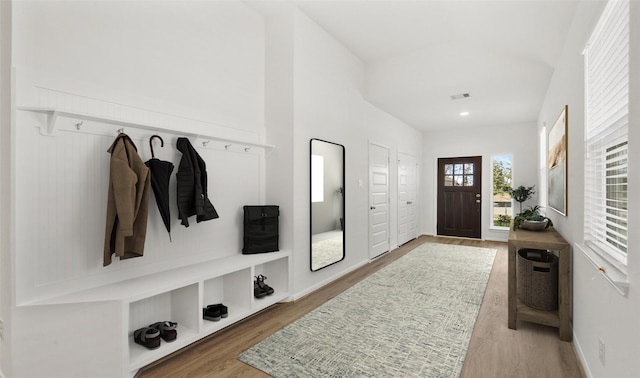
xmin=520 ymin=219 xmax=548 ymax=231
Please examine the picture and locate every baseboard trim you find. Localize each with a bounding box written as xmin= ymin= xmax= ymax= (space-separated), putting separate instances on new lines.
xmin=291 ymin=260 xmax=369 ymax=301
xmin=573 ymin=331 xmax=592 ymax=378
xmin=423 ymin=232 xmax=508 ymax=244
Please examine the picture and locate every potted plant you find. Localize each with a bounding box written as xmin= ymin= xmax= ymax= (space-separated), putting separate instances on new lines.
xmin=508 ymin=185 xmax=536 ymax=215
xmin=506 ymin=185 xmax=553 ymax=231
xmin=513 ymin=205 xmax=554 ymax=231
xmin=337 ymin=187 xmax=344 ymax=230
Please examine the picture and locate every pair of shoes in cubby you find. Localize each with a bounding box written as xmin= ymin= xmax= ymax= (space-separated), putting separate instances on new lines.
xmin=203 ymin=303 xmax=228 ymax=322
xmin=134 ymin=321 xmax=178 ymax=350
xmin=254 ymin=274 xmax=274 ymax=298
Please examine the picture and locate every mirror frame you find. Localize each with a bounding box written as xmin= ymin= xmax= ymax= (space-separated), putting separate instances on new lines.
xmin=310 ymin=138 xmax=345 ymax=271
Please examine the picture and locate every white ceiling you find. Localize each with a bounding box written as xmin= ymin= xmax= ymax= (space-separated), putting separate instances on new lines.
xmin=292 ymin=0 xmax=583 ymax=131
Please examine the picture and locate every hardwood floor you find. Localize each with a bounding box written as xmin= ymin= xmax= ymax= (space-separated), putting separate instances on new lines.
xmin=137 ymin=235 xmax=585 ymax=378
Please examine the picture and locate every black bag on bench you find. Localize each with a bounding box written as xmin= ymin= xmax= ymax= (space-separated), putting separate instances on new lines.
xmin=242 ymin=205 xmax=279 ymax=254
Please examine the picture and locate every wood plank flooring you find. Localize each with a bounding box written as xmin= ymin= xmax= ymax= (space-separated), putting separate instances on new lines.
xmin=136 ymin=235 xmax=585 ymax=378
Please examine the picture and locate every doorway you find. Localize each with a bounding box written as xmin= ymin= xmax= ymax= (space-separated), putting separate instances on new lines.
xmin=437 ymin=156 xmax=482 ymax=238
xmin=398 ymin=152 xmax=417 ymax=246
xmin=369 ymin=143 xmax=390 ymax=259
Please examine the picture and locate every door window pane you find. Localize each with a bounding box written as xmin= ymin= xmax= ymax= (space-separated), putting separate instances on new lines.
xmin=445 ymin=164 xmax=453 ymax=175
xmin=444 ymin=175 xmax=454 ymax=186
xmin=454 ymin=164 xmax=463 ymax=175
xmin=464 ymin=175 xmax=473 ymax=186
xmin=464 ymin=163 xmax=474 ymax=174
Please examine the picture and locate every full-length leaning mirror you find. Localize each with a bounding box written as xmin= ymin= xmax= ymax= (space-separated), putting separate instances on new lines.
xmin=310 ymin=138 xmax=345 ymax=271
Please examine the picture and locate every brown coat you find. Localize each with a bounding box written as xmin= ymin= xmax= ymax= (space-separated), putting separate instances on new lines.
xmin=103 ymin=134 xmax=151 ymax=266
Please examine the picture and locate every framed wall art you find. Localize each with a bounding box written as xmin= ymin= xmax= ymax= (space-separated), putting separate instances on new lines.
xmin=548 ymin=105 xmax=568 ymax=215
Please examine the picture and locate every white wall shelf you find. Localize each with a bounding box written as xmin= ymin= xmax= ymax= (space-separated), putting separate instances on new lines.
xmin=124 ymin=251 xmax=290 ymax=376
xmin=17 ymin=106 xmax=275 ymax=151
xmin=18 ymin=250 xmax=290 ymax=377
xmin=24 ymin=251 xmax=290 ymax=306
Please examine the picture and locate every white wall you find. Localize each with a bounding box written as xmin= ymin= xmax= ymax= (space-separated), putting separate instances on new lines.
xmin=263 ymin=4 xmax=296 ymax=302
xmin=5 ymin=1 xmax=425 ymax=375
xmin=421 ymin=122 xmax=539 ymax=242
xmin=7 ymin=1 xmax=267 ymax=376
xmin=0 ymin=1 xmax=11 ymax=376
xmin=11 ymin=0 xmax=267 ymax=296
xmin=538 ymin=1 xmax=640 ymax=376
xmin=12 ymin=1 xmax=264 ymax=130
xmin=289 ymin=9 xmax=423 ymax=298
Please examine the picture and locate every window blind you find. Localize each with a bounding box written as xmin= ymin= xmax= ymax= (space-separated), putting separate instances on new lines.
xmin=583 ymin=0 xmax=629 ymax=270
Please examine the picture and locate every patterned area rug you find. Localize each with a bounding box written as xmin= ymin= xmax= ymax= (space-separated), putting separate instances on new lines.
xmin=238 ymin=242 xmax=496 ymax=377
xmin=311 ymin=234 xmax=344 ymax=271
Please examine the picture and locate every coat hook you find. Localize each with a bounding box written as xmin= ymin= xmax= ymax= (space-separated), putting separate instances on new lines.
xmin=75 ymin=121 xmax=83 ymax=130
xmin=244 ymin=147 xmax=251 ymax=152
xmin=225 ymin=144 xmax=232 ymax=150
xmin=202 ymin=140 xmax=210 ymax=147
xmin=117 ymin=128 xmax=125 ymax=134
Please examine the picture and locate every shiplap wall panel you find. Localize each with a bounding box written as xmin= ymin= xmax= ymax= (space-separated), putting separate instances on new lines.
xmin=33 ymin=129 xmax=112 ymax=287
xmin=129 ymin=293 xmax=172 ymax=333
xmin=15 ymin=88 xmax=265 ymax=304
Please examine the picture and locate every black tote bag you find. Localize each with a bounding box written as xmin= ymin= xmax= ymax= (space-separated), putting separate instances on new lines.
xmin=242 ymin=205 xmax=279 ymax=254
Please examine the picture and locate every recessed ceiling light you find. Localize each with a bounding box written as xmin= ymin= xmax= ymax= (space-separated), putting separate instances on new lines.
xmin=460 ymin=111 xmax=470 ymax=116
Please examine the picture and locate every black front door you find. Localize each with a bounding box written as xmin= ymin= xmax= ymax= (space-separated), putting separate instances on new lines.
xmin=437 ymin=156 xmax=482 ymax=238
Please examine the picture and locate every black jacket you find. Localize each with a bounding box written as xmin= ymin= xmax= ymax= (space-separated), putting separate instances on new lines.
xmin=176 ymin=137 xmax=219 ymax=227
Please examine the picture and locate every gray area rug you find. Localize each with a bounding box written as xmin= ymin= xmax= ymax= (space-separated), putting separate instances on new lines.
xmin=311 ymin=234 xmax=344 ymax=271
xmin=238 ymin=242 xmax=496 ymax=377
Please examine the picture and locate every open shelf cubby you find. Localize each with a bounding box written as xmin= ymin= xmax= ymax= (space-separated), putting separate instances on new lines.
xmin=128 ymin=283 xmax=200 ymax=371
xmin=118 ymin=251 xmax=288 ymax=376
xmin=201 ymin=269 xmax=253 ymax=334
xmin=252 ymin=257 xmax=290 ymax=310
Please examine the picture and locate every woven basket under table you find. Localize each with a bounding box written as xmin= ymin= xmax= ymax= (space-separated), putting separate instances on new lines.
xmin=517 ymin=248 xmax=559 ymax=311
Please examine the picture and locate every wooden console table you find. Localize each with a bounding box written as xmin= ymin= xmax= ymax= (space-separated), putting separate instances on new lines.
xmin=508 ymin=226 xmax=571 ymax=341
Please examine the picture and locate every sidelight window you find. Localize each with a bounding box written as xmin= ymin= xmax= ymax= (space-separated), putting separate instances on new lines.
xmin=491 ymin=155 xmax=513 ymax=228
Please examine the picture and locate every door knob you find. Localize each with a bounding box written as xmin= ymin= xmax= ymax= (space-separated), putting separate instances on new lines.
xmin=476 ymin=200 xmax=481 ymax=203
xmin=475 ymin=194 xmax=481 ymax=198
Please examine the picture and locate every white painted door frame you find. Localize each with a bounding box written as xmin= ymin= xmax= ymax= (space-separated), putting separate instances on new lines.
xmin=398 ymin=151 xmax=418 ymax=246
xmin=369 ymin=142 xmax=390 ymax=260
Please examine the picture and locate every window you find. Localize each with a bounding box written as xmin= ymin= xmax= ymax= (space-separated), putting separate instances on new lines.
xmin=492 ymin=155 xmax=513 ymax=228
xmin=311 ymin=155 xmax=324 ymax=202
xmin=583 ymin=0 xmax=629 ymax=272
xmin=539 ymin=126 xmax=547 ymax=208
xmin=443 ymin=163 xmax=474 ymax=186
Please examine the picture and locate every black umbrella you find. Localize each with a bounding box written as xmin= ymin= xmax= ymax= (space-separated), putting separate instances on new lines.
xmin=145 ymin=135 xmax=174 ymax=241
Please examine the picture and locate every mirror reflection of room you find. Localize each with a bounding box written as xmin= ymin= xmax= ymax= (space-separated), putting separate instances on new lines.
xmin=310 ymin=139 xmax=345 ymax=271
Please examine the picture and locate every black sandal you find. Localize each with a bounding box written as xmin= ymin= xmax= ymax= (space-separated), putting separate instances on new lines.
xmin=256 ymin=274 xmax=274 ymax=295
xmin=134 ymin=327 xmax=161 ymax=350
xmin=254 ymin=279 xmax=267 ymax=298
xmin=203 ymin=306 xmax=221 ymax=321
xmin=149 ymin=321 xmax=177 ymax=342
xmin=205 ymin=303 xmax=228 ymax=318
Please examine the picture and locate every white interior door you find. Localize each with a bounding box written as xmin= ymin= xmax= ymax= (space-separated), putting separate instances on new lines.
xmin=369 ymin=143 xmax=389 ymax=259
xmin=398 ymin=152 xmax=417 ymax=246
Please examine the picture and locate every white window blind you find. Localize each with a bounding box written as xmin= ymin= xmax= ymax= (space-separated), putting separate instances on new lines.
xmin=583 ymin=0 xmax=629 ymax=271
